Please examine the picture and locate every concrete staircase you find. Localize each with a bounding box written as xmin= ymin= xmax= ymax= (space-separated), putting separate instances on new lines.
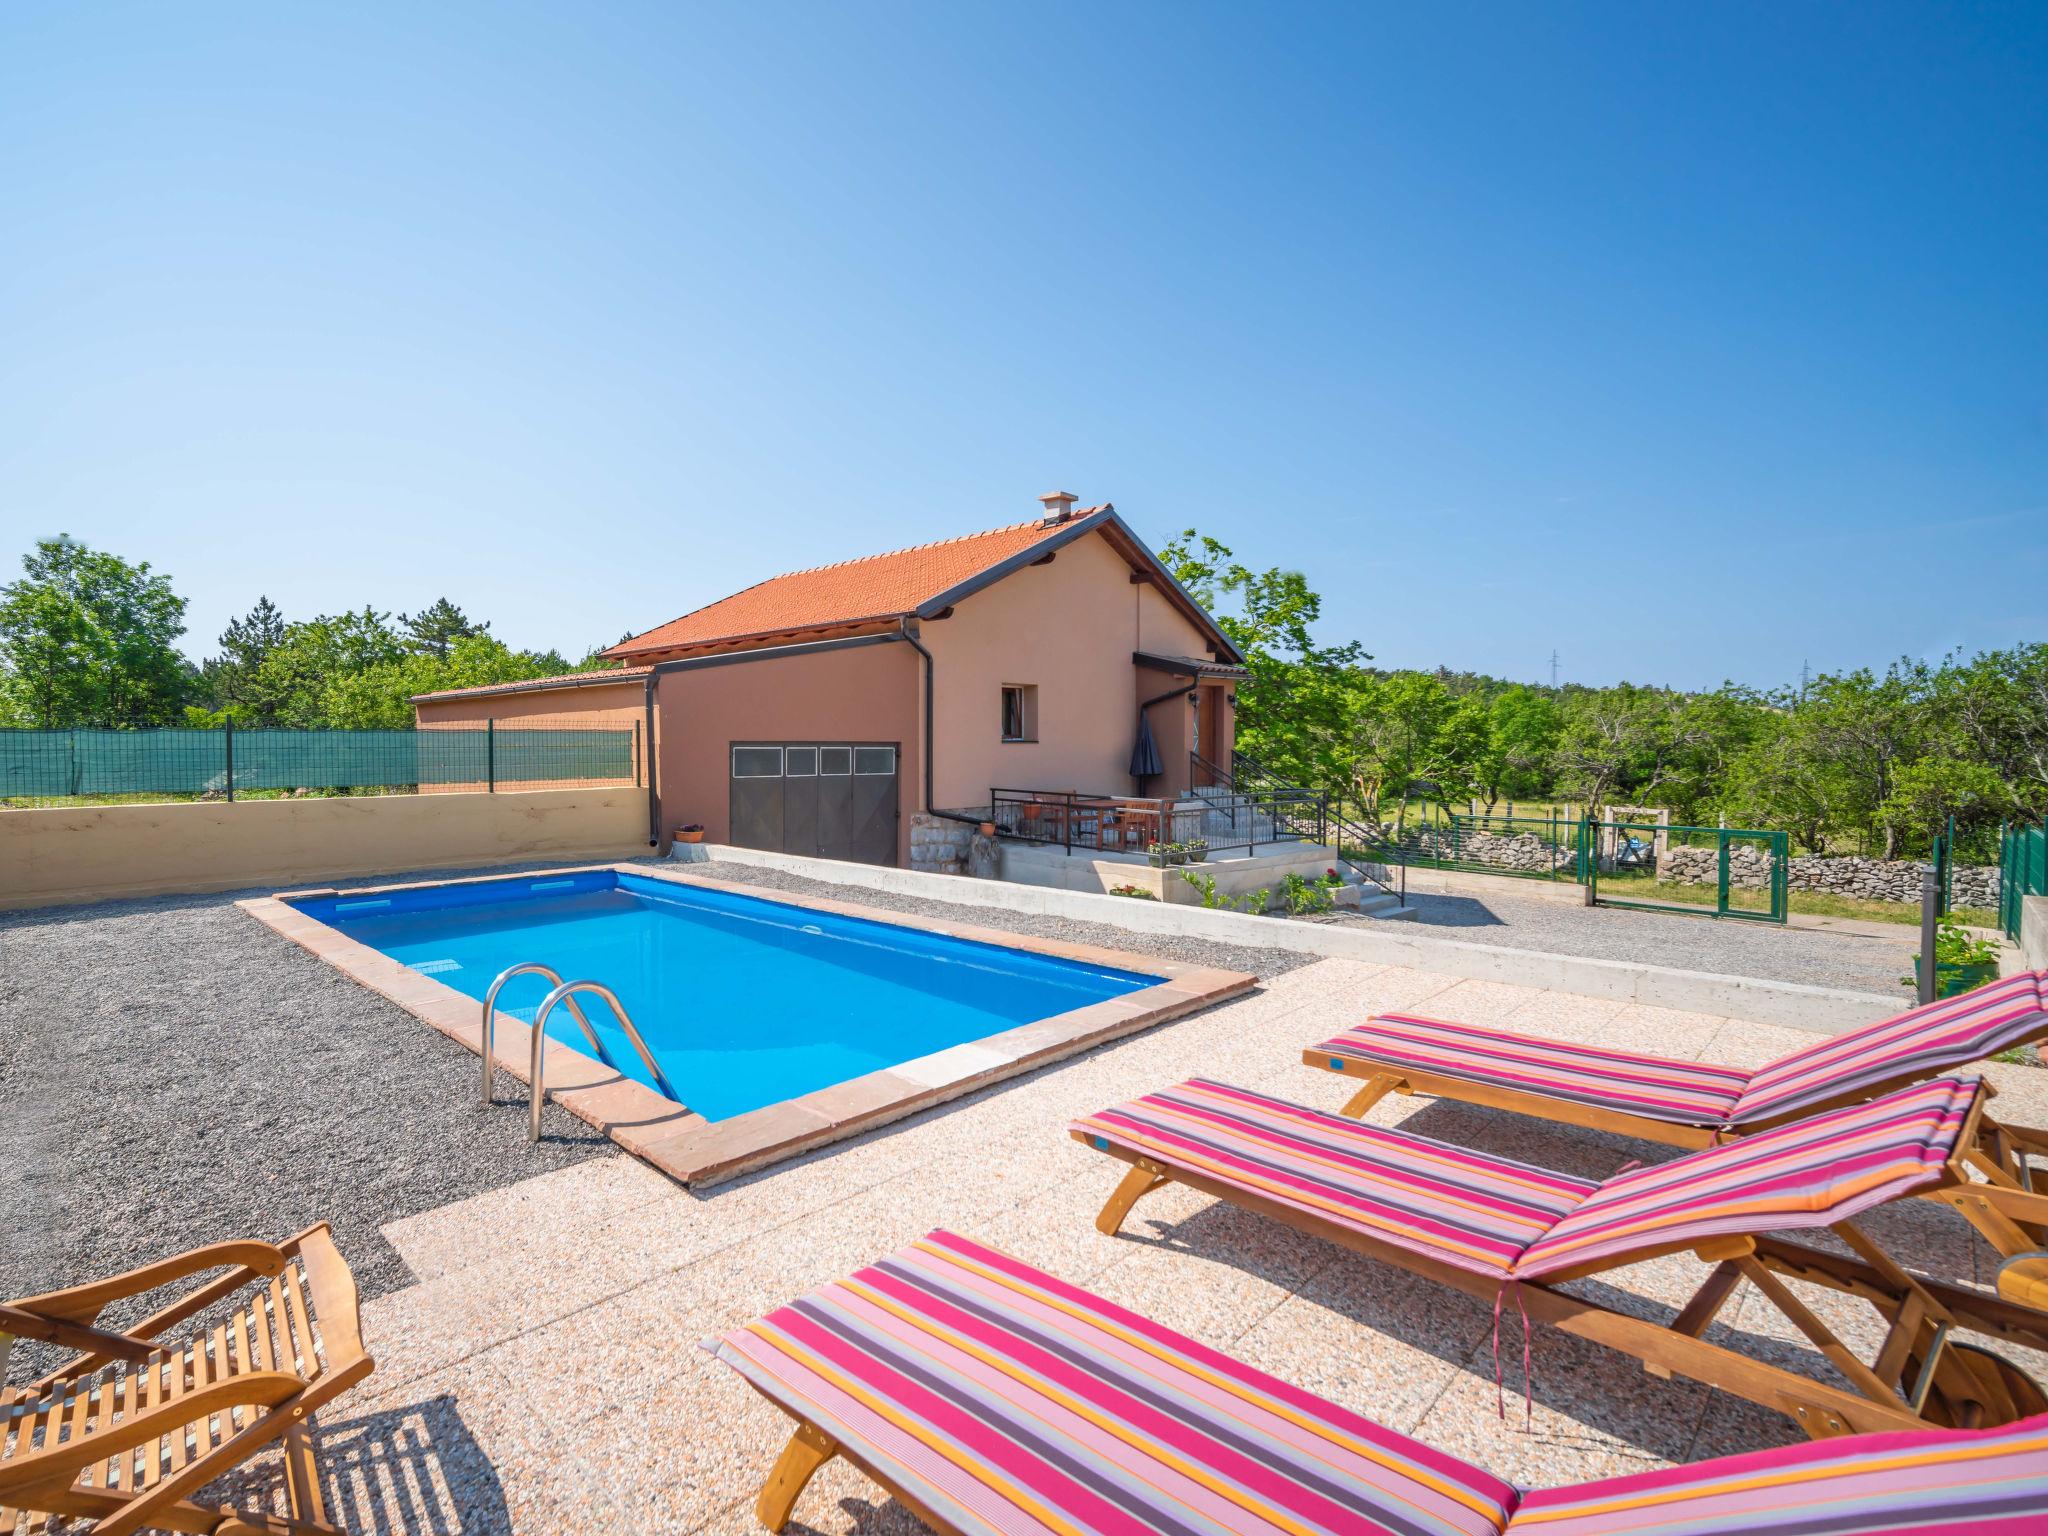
xmin=1186 ymin=787 xmax=1416 ymax=921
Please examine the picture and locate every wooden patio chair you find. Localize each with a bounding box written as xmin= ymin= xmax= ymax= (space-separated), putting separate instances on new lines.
xmin=1 ymin=1223 xmax=373 ymax=1536
xmin=1304 ymin=971 xmax=2048 ymax=1305
xmin=709 ymin=1228 xmax=2048 ymax=1536
xmin=1074 ymin=1075 xmax=2048 ymax=1439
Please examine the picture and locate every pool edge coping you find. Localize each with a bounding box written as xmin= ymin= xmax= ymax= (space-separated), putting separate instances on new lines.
xmin=238 ymin=861 xmax=1256 ymax=1187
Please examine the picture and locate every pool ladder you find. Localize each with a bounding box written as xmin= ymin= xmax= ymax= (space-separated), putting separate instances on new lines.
xmin=480 ymin=963 xmax=683 ymax=1143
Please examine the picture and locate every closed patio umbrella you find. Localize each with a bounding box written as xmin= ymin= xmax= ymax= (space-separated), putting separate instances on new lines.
xmin=1129 ymin=709 xmax=1163 ymax=785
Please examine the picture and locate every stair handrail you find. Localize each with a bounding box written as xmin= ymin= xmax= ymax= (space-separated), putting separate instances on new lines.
xmin=479 ymin=962 xmax=612 ymax=1107
xmin=527 ymin=979 xmax=683 ymax=1144
xmin=1206 ymin=749 xmax=1407 ymax=907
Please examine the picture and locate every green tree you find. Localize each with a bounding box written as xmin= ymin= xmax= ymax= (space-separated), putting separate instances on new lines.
xmin=251 ymin=608 xmax=407 ymax=727
xmin=201 ymin=595 xmax=289 ymax=722
xmin=0 ymin=536 xmax=191 ymax=727
xmin=399 ymin=597 xmax=488 ymax=659
xmin=1159 ymin=530 xmax=1365 ymax=788
xmin=318 ymin=633 xmax=569 ymax=728
xmin=1877 ymin=756 xmax=2015 ymax=851
xmin=1475 ymin=686 xmax=1561 ymax=810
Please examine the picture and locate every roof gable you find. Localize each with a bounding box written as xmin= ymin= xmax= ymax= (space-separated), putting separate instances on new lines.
xmin=603 ymin=506 xmax=1242 ymax=664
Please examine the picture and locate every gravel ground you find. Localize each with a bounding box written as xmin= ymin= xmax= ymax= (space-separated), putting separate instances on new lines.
xmin=1334 ymin=885 xmax=1917 ymax=995
xmin=0 ymin=863 xmax=627 ymax=1318
xmin=679 ymin=860 xmax=1320 ymax=980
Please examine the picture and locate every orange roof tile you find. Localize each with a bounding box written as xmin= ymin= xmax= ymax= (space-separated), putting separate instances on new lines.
xmin=412 ymin=665 xmax=652 ymax=702
xmin=604 ymin=511 xmax=1108 ymax=659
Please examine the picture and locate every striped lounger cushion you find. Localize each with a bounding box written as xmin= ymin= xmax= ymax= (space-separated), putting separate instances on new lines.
xmin=1505 ymin=1412 xmax=2048 ymax=1534
xmin=709 ymin=1229 xmax=1520 ymax=1536
xmin=708 ymin=1232 xmax=2048 ymax=1536
xmin=1316 ymin=1016 xmax=1747 ymax=1128
xmin=1513 ymin=1076 xmax=1979 ymax=1279
xmin=1071 ymin=1080 xmax=1598 ymax=1277
xmin=1727 ymin=970 xmax=2048 ymax=1126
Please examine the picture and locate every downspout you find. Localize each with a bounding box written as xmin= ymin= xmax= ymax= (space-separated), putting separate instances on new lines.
xmin=898 ymin=618 xmax=984 ymax=828
xmin=644 ymin=673 xmax=660 ymax=847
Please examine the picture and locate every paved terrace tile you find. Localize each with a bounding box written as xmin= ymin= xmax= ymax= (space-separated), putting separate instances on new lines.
xmin=181 ymin=954 xmax=2048 ymax=1536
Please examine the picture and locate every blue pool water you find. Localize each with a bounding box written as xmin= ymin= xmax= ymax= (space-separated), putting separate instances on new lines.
xmin=294 ymin=870 xmax=1159 ymax=1121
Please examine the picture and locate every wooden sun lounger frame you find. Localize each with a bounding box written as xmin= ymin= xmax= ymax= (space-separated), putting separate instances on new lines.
xmin=1074 ymin=1085 xmax=2048 ymax=1442
xmin=0 ymin=1223 xmax=373 ymax=1536
xmin=1314 ymin=1055 xmax=2048 ymax=1308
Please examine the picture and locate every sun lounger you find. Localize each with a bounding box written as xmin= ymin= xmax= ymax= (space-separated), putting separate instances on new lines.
xmin=1306 ymin=974 xmax=2048 ymax=1304
xmin=1073 ymin=1075 xmax=2048 ymax=1437
xmin=1 ymin=1223 xmax=372 ymax=1536
xmin=709 ymin=1228 xmax=2048 ymax=1536
xmin=1310 ymin=972 xmax=2047 ymax=1144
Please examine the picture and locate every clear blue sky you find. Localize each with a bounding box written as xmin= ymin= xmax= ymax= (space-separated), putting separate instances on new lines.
xmin=2 ymin=3 xmax=2042 ymax=690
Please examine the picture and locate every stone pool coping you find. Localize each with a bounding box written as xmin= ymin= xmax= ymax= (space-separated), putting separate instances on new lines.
xmin=239 ymin=862 xmax=1256 ymax=1187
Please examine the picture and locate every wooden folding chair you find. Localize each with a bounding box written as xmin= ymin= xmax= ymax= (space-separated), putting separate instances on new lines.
xmin=1075 ymin=1075 xmax=2048 ymax=1439
xmin=2 ymin=1224 xmax=373 ymax=1536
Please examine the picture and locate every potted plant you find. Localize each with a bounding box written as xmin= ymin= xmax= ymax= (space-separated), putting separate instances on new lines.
xmin=1146 ymin=840 xmax=1171 ymax=868
xmin=1909 ymin=914 xmax=2002 ymax=998
xmin=1185 ymin=838 xmax=1209 ymax=863
xmin=673 ymin=823 xmax=706 ymax=844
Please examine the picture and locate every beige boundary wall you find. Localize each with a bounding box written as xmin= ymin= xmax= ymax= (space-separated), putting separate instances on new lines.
xmin=0 ymin=788 xmax=652 ymax=910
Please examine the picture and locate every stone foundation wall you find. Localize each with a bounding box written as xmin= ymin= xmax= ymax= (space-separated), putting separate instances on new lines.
xmin=1656 ymin=845 xmax=2000 ymax=906
xmin=908 ymin=811 xmax=978 ymax=876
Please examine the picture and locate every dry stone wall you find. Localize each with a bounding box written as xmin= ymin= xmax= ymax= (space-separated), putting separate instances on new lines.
xmin=1657 ymin=845 xmax=1999 ymax=906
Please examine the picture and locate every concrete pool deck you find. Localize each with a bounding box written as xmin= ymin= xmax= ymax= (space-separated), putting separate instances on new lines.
xmin=203 ymin=954 xmax=2048 ymax=1534
xmin=241 ymin=863 xmax=1255 ymax=1185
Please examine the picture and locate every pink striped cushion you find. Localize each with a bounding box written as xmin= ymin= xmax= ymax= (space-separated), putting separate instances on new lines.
xmin=1506 ymin=1410 xmax=2048 ymax=1535
xmin=1729 ymin=971 xmax=2048 ymax=1126
xmin=1320 ymin=1015 xmax=1748 ymax=1127
xmin=1513 ymin=1077 xmax=1979 ymax=1280
xmin=711 ymin=1230 xmax=1519 ymax=1536
xmin=1072 ymin=1080 xmax=1597 ymax=1277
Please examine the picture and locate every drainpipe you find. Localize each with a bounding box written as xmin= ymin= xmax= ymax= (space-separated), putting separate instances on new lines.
xmin=898 ymin=618 xmax=985 ymax=830
xmin=643 ymin=673 xmax=659 ymax=847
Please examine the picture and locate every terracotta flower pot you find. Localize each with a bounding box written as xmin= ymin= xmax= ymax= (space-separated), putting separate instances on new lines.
xmin=673 ymin=829 xmax=705 ymax=844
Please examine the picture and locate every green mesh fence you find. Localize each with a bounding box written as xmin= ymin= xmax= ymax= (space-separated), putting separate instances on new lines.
xmin=0 ymin=725 xmax=637 ymax=803
xmin=2003 ymin=819 xmax=2047 ymax=942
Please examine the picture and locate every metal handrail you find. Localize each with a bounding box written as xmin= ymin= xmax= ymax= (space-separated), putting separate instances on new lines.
xmin=528 ymin=979 xmax=681 ymax=1144
xmin=479 ymin=962 xmax=611 ymax=1107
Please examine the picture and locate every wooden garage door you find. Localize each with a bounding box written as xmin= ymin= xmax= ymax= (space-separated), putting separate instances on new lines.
xmin=728 ymin=742 xmax=900 ymax=866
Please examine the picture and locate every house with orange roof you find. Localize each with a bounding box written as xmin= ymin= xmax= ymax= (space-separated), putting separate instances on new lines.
xmin=413 ymin=493 xmax=1248 ymax=870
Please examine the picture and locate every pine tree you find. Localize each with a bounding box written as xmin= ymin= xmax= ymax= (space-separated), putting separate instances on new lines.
xmin=399 ymin=597 xmax=487 ymax=659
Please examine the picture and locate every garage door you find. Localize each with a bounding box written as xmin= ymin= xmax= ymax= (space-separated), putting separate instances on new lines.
xmin=729 ymin=742 xmax=900 ymax=866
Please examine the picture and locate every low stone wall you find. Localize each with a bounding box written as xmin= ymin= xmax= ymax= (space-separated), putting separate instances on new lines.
xmin=1389 ymin=827 xmax=1577 ymax=874
xmin=1657 ymin=845 xmax=2000 ymax=906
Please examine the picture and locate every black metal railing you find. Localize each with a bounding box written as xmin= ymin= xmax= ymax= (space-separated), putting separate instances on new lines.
xmin=1183 ymin=749 xmax=1407 ymax=906
xmin=989 ymin=788 xmax=1176 ymax=856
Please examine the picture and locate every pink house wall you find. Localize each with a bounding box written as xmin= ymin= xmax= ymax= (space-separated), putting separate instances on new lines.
xmin=652 ymin=640 xmax=923 ymax=864
xmin=920 ymin=529 xmax=1223 ymax=808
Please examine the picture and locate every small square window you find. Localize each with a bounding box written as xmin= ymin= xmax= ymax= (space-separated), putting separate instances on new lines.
xmin=819 ymin=746 xmax=852 ymax=775
xmin=732 ymin=746 xmax=782 ymax=778
xmin=1001 ymin=684 xmax=1038 ymax=742
xmin=854 ymin=746 xmax=895 ymax=775
xmin=786 ymin=747 xmax=818 ymax=776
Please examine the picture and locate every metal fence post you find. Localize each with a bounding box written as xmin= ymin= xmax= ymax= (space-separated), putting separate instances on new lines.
xmin=486 ymin=718 xmax=496 ymax=793
xmin=224 ymin=716 xmax=234 ymax=802
xmin=1917 ymin=862 xmax=1940 ymax=1006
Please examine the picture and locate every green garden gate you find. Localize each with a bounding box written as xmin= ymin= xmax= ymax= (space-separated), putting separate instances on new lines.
xmin=1584 ymin=819 xmax=1789 ymax=923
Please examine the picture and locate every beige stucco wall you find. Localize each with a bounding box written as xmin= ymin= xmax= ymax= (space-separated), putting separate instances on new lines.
xmin=921 ymin=529 xmax=1221 ymax=806
xmin=413 ymin=679 xmax=650 ymax=792
xmin=0 ymin=788 xmax=651 ymax=910
xmin=653 ymin=641 xmax=922 ymax=864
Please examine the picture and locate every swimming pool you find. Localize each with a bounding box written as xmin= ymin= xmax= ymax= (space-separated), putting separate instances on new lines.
xmin=291 ymin=868 xmax=1163 ymax=1123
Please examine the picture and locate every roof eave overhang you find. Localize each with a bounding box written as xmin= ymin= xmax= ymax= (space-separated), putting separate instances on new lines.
xmin=410 ymin=669 xmax=649 ymax=704
xmin=909 ymin=507 xmax=1246 ymax=666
